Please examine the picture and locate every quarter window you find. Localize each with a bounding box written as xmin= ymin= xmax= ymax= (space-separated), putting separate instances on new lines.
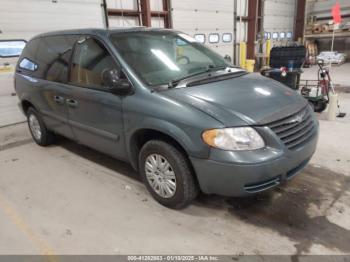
xmin=70 ymin=37 xmax=118 ymax=89
xmin=222 ymin=33 xmax=232 ymax=43
xmin=272 ymin=32 xmax=279 ymax=40
xmin=194 ymin=34 xmax=206 ymax=44
xmin=208 ymin=33 xmax=220 ymax=44
xmin=19 ymin=58 xmax=38 ymax=71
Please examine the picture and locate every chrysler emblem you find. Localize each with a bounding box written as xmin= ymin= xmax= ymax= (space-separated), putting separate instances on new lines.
xmin=287 ymin=111 xmax=305 ymax=124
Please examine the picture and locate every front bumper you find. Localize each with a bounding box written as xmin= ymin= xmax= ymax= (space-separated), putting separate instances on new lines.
xmin=190 ymin=124 xmax=318 ymax=197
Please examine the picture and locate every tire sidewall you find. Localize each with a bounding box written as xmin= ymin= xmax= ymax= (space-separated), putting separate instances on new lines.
xmin=27 ymin=108 xmax=46 ymax=145
xmin=139 ymin=141 xmax=189 ymax=208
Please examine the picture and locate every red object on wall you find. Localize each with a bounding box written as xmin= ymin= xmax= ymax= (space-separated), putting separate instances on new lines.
xmin=332 ymin=2 xmax=342 ymax=24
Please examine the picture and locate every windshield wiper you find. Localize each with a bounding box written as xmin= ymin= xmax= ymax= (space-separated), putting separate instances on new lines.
xmin=168 ymin=71 xmax=210 ymax=88
xmin=167 ymin=65 xmax=229 ymax=88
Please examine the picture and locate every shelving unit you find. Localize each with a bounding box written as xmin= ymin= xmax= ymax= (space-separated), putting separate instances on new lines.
xmin=305 ymin=31 xmax=350 ymax=39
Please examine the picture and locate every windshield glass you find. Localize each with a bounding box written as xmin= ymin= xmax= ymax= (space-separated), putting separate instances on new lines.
xmin=110 ymin=31 xmax=231 ymax=86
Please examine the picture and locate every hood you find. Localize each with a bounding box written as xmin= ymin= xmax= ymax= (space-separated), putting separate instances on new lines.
xmin=163 ymin=73 xmax=307 ymax=126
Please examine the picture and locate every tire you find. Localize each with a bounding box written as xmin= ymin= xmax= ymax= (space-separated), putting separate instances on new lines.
xmin=314 ymin=100 xmax=328 ymax=113
xmin=139 ymin=140 xmax=199 ymax=209
xmin=27 ymin=107 xmax=56 ymax=146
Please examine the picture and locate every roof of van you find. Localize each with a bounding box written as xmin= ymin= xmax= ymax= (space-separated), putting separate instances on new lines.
xmin=34 ymin=27 xmax=177 ymax=39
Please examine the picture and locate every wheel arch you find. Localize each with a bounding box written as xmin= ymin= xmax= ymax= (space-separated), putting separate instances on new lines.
xmin=128 ymin=128 xmax=190 ymax=170
xmin=21 ymin=99 xmax=36 ymax=116
xmin=128 ymin=127 xmax=201 ymax=191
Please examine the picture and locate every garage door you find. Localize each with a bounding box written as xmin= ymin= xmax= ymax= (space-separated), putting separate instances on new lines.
xmin=0 ymin=0 xmax=104 ymax=41
xmin=171 ymin=0 xmax=248 ymax=63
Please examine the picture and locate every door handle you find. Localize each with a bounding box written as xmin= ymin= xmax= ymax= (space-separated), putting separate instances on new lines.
xmin=53 ymin=95 xmax=65 ymax=104
xmin=66 ymin=98 xmax=78 ymax=108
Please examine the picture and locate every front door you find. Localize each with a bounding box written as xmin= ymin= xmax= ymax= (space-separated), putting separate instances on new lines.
xmin=66 ymin=36 xmax=127 ymax=160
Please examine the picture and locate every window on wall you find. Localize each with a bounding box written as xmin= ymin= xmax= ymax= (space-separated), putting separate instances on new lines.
xmin=222 ymin=33 xmax=232 ymax=43
xmin=70 ymin=37 xmax=119 ymax=89
xmin=106 ymin=0 xmax=171 ymax=28
xmin=194 ymin=34 xmax=205 ymax=44
xmin=286 ymin=32 xmax=292 ymax=39
xmin=272 ymin=32 xmax=279 ymax=40
xmin=280 ymin=32 xmax=286 ymax=39
xmin=209 ymin=33 xmax=220 ymax=44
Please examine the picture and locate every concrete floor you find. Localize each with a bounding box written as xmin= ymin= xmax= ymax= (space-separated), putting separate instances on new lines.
xmin=0 ymin=93 xmax=349 ymax=256
xmin=0 ymin=71 xmax=26 ymax=127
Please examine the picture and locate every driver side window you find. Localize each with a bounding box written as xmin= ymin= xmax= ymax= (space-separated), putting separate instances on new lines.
xmin=70 ymin=37 xmax=119 ymax=89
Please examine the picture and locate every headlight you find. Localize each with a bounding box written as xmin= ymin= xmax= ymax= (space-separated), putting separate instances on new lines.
xmin=202 ymin=127 xmax=265 ymax=151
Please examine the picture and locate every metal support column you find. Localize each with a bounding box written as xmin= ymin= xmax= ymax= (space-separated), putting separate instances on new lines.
xmin=247 ymin=0 xmax=258 ymax=59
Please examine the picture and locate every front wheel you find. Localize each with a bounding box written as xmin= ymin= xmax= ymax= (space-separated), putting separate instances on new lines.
xmin=139 ymin=140 xmax=199 ymax=209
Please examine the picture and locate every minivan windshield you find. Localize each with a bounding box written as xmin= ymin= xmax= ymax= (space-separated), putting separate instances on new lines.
xmin=110 ymin=31 xmax=232 ymax=86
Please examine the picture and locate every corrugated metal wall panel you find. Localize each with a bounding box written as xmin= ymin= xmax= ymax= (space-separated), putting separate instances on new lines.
xmin=237 ymin=0 xmax=248 ymax=17
xmin=151 ymin=17 xmax=165 ymax=28
xmin=150 ymin=0 xmax=163 ymax=11
xmin=109 ymin=16 xmax=140 ymax=27
xmin=106 ymin=0 xmax=138 ymax=10
xmin=0 ymin=0 xmax=104 ymax=40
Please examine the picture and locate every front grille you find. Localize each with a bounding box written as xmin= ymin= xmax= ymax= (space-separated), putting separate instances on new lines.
xmin=268 ymin=106 xmax=316 ymax=150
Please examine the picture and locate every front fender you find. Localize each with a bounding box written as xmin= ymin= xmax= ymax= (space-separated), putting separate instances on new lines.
xmin=126 ymin=117 xmax=211 ymax=170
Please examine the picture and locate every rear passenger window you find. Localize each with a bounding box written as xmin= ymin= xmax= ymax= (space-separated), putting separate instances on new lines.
xmin=70 ymin=37 xmax=118 ymax=89
xmin=36 ymin=35 xmax=78 ymax=83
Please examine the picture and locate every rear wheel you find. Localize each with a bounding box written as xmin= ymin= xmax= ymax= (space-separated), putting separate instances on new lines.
xmin=139 ymin=140 xmax=199 ymax=208
xmin=27 ymin=107 xmax=55 ymax=146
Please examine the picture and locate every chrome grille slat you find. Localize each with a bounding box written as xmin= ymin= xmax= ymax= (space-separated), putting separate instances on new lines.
xmin=278 ymin=118 xmax=312 ymax=139
xmin=287 ymin=128 xmax=316 ymax=150
xmin=267 ymin=106 xmax=316 ymax=150
xmin=268 ymin=110 xmax=308 ymax=128
xmin=283 ymin=123 xmax=314 ymax=144
xmin=273 ymin=114 xmax=312 ymax=134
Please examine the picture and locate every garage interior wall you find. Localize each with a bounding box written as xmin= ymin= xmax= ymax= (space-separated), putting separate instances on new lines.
xmin=0 ymin=0 xmax=105 ymax=40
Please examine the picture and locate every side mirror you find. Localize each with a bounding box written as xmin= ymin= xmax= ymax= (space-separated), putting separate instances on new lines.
xmin=102 ymin=69 xmax=133 ymax=95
